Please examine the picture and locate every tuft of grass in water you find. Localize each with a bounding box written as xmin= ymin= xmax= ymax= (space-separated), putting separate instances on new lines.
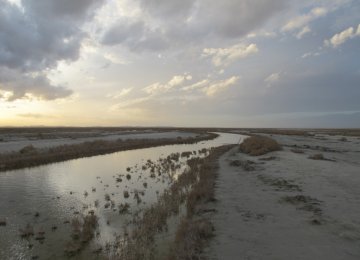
xmin=112 ymin=146 xmax=232 ymax=259
xmin=239 ymin=135 xmax=282 ymax=156
xmin=123 ymin=190 xmax=130 ymax=199
xmin=64 ymin=213 xmax=98 ymax=256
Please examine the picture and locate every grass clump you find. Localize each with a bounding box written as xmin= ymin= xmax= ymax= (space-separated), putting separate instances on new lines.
xmin=239 ymin=136 xmax=282 ymax=156
xmin=308 ymin=153 xmax=325 ymax=160
xmin=65 ymin=213 xmax=98 ymax=256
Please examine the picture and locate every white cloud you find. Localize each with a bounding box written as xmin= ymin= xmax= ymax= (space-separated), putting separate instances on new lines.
xmin=282 ymin=7 xmax=327 ymax=32
xmin=264 ymin=72 xmax=280 ymax=87
xmin=246 ymin=31 xmax=277 ymax=39
xmin=143 ymin=74 xmax=192 ymax=95
xmin=296 ymin=26 xmax=311 ymax=39
xmin=324 ymin=24 xmax=360 ymax=48
xmin=182 ymin=79 xmax=210 ymax=91
xmin=301 ymin=52 xmax=320 ymax=59
xmin=203 ymin=43 xmax=258 ymax=67
xmin=110 ymin=96 xmax=150 ymax=110
xmin=106 ymin=88 xmax=132 ymax=99
xmin=203 ymin=76 xmax=239 ymax=97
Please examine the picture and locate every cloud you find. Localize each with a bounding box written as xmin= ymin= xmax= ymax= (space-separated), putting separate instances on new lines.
xmin=192 ymin=0 xmax=286 ymax=38
xmin=264 ymin=72 xmax=281 ymax=87
xmin=282 ymin=7 xmax=327 ymax=32
xmin=301 ymin=52 xmax=320 ymax=59
xmin=17 ymin=113 xmax=55 ymax=119
xmin=324 ymin=24 xmax=360 ymax=48
xmin=0 ymin=67 xmax=73 ymax=101
xmin=101 ymin=19 xmax=169 ymax=52
xmin=182 ymin=79 xmax=210 ymax=91
xmin=110 ymin=96 xmax=150 ymax=110
xmin=203 ymin=76 xmax=239 ymax=97
xmin=0 ymin=0 xmax=104 ymax=101
xmin=203 ymin=43 xmax=258 ymax=67
xmin=296 ymin=26 xmax=311 ymax=39
xmin=101 ymin=0 xmax=286 ymax=51
xmin=143 ymin=74 xmax=192 ymax=95
xmin=106 ymin=88 xmax=133 ymax=99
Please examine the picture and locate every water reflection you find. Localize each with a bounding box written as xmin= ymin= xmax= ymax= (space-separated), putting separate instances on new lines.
xmin=0 ymin=132 xmax=244 ymax=259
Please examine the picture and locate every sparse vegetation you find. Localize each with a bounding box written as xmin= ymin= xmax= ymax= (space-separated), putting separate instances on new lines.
xmin=281 ymin=195 xmax=322 ymax=215
xmin=229 ymin=159 xmax=255 ymax=171
xmin=308 ymin=153 xmax=335 ymax=161
xmin=257 ymin=175 xmax=302 ymax=192
xmin=114 ymin=145 xmax=233 ymax=259
xmin=118 ymin=203 xmax=130 ymax=214
xmin=0 ymin=132 xmax=218 ymax=172
xmin=19 ymin=223 xmax=34 ymax=238
xmin=64 ymin=213 xmax=98 ymax=256
xmin=239 ymin=135 xmax=282 ymax=156
xmin=0 ymin=218 xmax=7 ymax=226
xmin=309 ymin=153 xmax=325 ymax=160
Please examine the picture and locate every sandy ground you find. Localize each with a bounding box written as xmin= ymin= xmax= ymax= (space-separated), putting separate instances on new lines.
xmin=205 ymin=134 xmax=360 ymax=259
xmin=0 ymin=130 xmax=197 ymax=153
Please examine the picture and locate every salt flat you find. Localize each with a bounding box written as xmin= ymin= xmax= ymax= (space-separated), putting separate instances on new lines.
xmin=206 ymin=134 xmax=360 ymax=260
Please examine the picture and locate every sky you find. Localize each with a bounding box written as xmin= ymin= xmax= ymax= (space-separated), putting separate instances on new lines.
xmin=0 ymin=0 xmax=359 ymax=128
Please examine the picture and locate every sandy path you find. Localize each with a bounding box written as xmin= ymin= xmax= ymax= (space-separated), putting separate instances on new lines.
xmin=205 ymin=134 xmax=360 ymax=260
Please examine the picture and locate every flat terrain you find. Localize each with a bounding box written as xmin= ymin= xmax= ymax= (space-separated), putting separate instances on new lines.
xmin=206 ymin=133 xmax=360 ymax=259
xmin=0 ymin=128 xmax=197 ymax=153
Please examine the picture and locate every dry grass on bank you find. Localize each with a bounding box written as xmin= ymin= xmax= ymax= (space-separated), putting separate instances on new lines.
xmin=168 ymin=145 xmax=234 ymax=260
xmin=0 ymin=133 xmax=218 ymax=172
xmin=239 ymin=135 xmax=282 ymax=156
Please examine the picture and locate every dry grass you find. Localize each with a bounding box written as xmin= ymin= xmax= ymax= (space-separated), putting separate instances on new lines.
xmin=114 ymin=145 xmax=234 ymax=260
xmin=308 ymin=153 xmax=325 ymax=160
xmin=239 ymin=135 xmax=282 ymax=156
xmin=250 ymin=129 xmax=311 ymax=136
xmin=168 ymin=145 xmax=234 ymax=260
xmin=0 ymin=132 xmax=218 ymax=172
xmin=64 ymin=213 xmax=98 ymax=256
xmin=0 ymin=218 xmax=6 ymax=226
xmin=168 ymin=219 xmax=214 ymax=260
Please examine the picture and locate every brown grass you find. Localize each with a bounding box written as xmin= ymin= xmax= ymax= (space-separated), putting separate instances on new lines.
xmin=0 ymin=132 xmax=218 ymax=172
xmin=64 ymin=213 xmax=98 ymax=256
xmin=168 ymin=145 xmax=234 ymax=259
xmin=239 ymin=135 xmax=282 ymax=156
xmin=308 ymin=153 xmax=325 ymax=160
xmin=114 ymin=145 xmax=234 ymax=260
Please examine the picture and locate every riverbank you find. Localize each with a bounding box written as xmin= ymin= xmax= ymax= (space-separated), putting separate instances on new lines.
xmin=0 ymin=131 xmax=218 ymax=172
xmin=206 ymin=133 xmax=360 ymax=259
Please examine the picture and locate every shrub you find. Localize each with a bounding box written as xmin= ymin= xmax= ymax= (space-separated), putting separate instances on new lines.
xmin=239 ymin=136 xmax=282 ymax=156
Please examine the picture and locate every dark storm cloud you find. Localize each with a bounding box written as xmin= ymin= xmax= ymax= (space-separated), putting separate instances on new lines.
xmin=101 ymin=0 xmax=286 ymax=51
xmin=0 ymin=0 xmax=104 ymax=100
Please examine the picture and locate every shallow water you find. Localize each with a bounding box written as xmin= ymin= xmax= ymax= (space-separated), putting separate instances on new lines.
xmin=0 ymin=132 xmax=244 ymax=259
